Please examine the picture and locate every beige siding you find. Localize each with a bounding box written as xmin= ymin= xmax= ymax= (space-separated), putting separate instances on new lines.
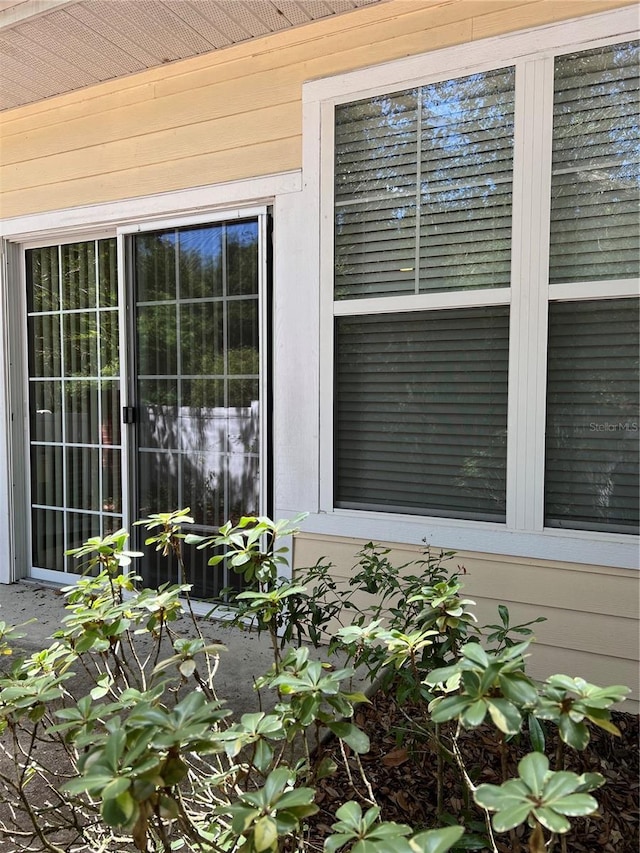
xmin=0 ymin=0 xmax=634 ymax=219
xmin=292 ymin=534 xmax=640 ymax=712
xmin=1 ymin=0 xmax=636 ymax=708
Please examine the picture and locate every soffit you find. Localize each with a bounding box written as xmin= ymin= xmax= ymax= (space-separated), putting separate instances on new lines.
xmin=0 ymin=0 xmax=384 ymax=112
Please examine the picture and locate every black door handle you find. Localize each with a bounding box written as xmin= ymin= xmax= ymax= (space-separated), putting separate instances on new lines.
xmin=122 ymin=406 xmax=136 ymax=424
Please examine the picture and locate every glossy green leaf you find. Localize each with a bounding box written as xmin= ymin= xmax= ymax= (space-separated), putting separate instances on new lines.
xmin=328 ymin=722 xmax=370 ymax=754
xmin=559 ymin=716 xmax=589 ymax=750
xmin=550 ymin=793 xmax=599 ymax=816
xmin=528 ymin=714 xmax=546 ymax=753
xmin=533 ymin=806 xmax=570 ymax=834
xmin=101 ymin=790 xmax=136 ymax=827
xmin=254 ymin=815 xmax=278 ymax=852
xmin=102 ymin=776 xmax=131 ymax=801
xmin=542 ymin=771 xmax=582 ymax=802
xmin=474 ymin=780 xmax=528 ymax=811
xmin=262 ymin=767 xmax=291 ymax=805
xmin=429 ymin=694 xmax=472 ymax=723
xmin=276 ymin=788 xmax=316 ymax=810
xmin=409 ymin=825 xmax=465 ymax=853
xmin=333 ymin=801 xmax=364 ymax=830
xmin=491 ymin=802 xmax=532 ymax=832
xmin=178 ymin=659 xmax=196 ymax=678
xmin=324 ymin=832 xmax=355 ymax=853
xmin=546 ymin=674 xmax=579 ymax=692
xmin=576 ymin=772 xmax=605 ymax=793
xmin=499 ymin=673 xmax=538 ymax=707
xmin=63 ymin=773 xmax=115 ymax=796
xmin=367 ymin=822 xmax=411 ymax=839
xmin=350 ymin=842 xmax=377 ymax=853
xmin=518 ymin=753 xmax=549 ymax=798
xmin=425 ymin=665 xmax=461 ymax=686
xmin=586 ymin=714 xmax=620 ymax=735
xmin=461 ymin=643 xmax=488 ymax=667
xmin=486 ymin=698 xmax=522 ymax=735
xmin=461 ymin=700 xmax=487 ymax=728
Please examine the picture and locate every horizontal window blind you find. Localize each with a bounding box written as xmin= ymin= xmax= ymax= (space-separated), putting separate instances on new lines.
xmin=335 ymin=306 xmax=509 ymax=520
xmin=335 ymin=67 xmax=515 ymax=299
xmin=545 ymin=298 xmax=639 ymax=533
xmin=549 ymin=40 xmax=640 ymax=283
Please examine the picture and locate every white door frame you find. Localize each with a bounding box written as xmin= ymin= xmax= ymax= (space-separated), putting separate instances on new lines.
xmin=0 ymin=173 xmax=298 ymax=584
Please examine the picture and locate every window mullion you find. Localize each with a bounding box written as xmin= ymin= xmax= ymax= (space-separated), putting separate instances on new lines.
xmin=506 ymin=56 xmax=554 ymax=532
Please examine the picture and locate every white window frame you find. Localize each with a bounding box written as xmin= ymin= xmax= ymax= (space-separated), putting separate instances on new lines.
xmin=300 ymin=6 xmax=639 ymax=569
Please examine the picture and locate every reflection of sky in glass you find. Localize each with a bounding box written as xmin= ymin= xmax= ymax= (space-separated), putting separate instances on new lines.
xmin=228 ymin=221 xmax=259 ymax=246
xmin=156 ymin=232 xmax=176 ymax=249
xmin=179 ymin=227 xmax=221 ymax=263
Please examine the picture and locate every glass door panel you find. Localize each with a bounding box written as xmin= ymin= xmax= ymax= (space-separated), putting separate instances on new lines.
xmin=132 ymin=218 xmax=262 ymax=597
xmin=26 ymin=239 xmax=123 ymax=576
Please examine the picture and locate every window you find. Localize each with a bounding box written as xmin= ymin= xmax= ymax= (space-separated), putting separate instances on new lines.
xmin=546 ymin=41 xmax=639 ymax=533
xmin=335 ymin=67 xmax=515 ymax=298
xmin=549 ymin=42 xmax=639 ymax=283
xmin=334 ymin=66 xmax=515 ymax=522
xmin=335 ymin=307 xmax=509 ymax=520
xmin=329 ymin=35 xmax=639 ymax=536
xmin=545 ymin=298 xmax=638 ymax=532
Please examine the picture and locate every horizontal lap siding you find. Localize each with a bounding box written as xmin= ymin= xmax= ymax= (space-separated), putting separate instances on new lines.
xmin=0 ymin=0 xmax=634 ymax=218
xmin=292 ymin=534 xmax=640 ymax=712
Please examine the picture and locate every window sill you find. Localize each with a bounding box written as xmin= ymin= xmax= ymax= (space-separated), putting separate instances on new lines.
xmin=296 ymin=508 xmax=639 ymax=570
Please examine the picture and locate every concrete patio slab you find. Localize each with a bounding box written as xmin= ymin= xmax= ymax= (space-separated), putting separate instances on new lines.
xmin=0 ymin=580 xmax=364 ymax=715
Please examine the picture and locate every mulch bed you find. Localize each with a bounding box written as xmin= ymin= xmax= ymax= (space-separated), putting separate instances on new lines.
xmin=308 ymin=691 xmax=639 ymax=852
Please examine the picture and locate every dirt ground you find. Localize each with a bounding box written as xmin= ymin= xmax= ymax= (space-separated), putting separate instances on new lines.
xmin=310 ymin=692 xmax=640 ymax=853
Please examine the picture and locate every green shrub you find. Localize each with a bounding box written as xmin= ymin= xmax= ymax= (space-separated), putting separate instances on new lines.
xmin=0 ymin=511 xmax=629 ymax=853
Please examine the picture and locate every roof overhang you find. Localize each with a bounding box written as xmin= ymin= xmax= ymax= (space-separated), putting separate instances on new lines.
xmin=0 ymin=0 xmax=385 ymax=112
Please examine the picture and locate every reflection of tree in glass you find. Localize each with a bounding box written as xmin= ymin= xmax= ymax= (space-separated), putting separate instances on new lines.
xmin=132 ymin=220 xmax=261 ymax=590
xmin=550 ymin=40 xmax=639 ymax=283
xmin=27 ymin=246 xmax=59 ymax=312
xmin=62 ymin=242 xmax=96 ymax=310
xmin=334 ymin=67 xmax=515 ymax=297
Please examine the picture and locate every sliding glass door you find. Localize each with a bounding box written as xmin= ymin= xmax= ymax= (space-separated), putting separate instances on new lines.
xmin=25 ymin=213 xmax=268 ymax=595
xmin=131 ymin=218 xmax=264 ymax=596
xmin=26 ymin=239 xmax=122 ymax=576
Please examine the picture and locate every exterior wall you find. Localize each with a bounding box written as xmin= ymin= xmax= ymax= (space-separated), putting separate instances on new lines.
xmin=0 ymin=0 xmax=637 ymax=706
xmin=292 ymin=533 xmax=640 ymax=712
xmin=0 ymin=0 xmax=635 ymax=220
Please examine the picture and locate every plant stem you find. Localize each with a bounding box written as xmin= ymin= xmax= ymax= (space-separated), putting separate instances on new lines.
xmin=499 ymin=733 xmax=518 ymax=850
xmin=353 ymin=750 xmax=378 ymax=807
xmin=450 ymin=725 xmax=500 ymax=853
xmin=435 ymin=721 xmax=444 ymax=817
